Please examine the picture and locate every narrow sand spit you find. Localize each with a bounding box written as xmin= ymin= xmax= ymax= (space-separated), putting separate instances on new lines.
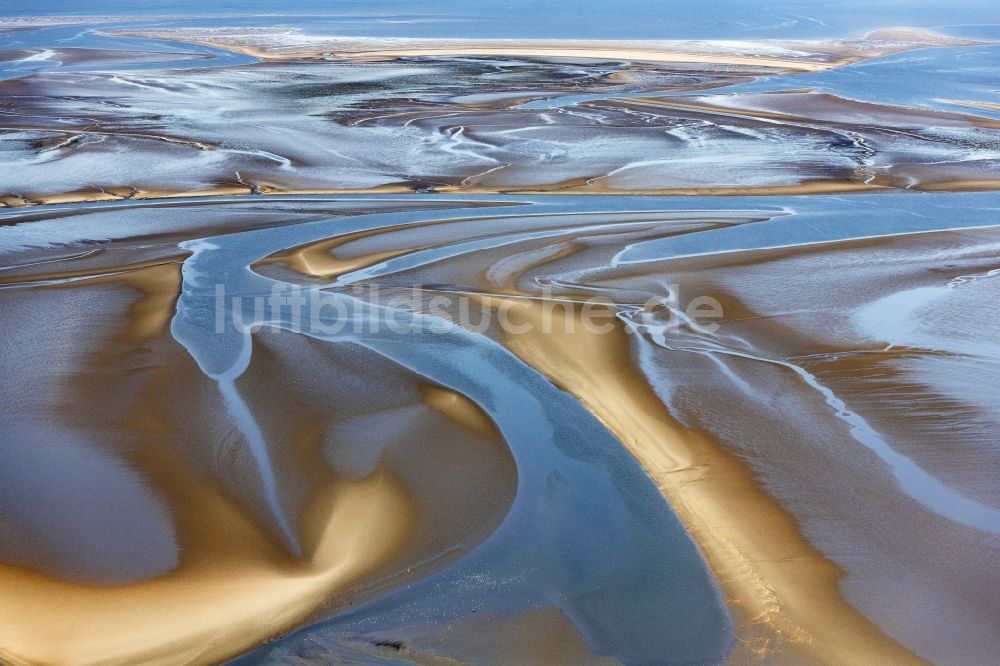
xmin=108 ymin=27 xmax=978 ymax=72
xmin=488 ymin=297 xmax=926 ymax=664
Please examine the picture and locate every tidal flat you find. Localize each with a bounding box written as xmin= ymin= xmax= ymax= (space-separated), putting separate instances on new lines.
xmin=1 ymin=7 xmax=999 ymax=666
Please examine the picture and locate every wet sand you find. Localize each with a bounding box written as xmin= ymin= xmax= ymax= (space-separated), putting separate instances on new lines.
xmin=2 ymin=15 xmax=1000 ymax=666
xmin=0 ymin=199 xmax=524 ymax=665
xmin=0 ymin=47 xmax=212 ymax=67
xmin=0 ymin=465 xmax=414 ymax=666
xmin=4 ymin=194 xmax=1000 ymax=663
xmin=4 ymin=32 xmax=998 ymax=202
xmin=493 ymin=297 xmax=922 ymax=664
xmin=243 ymin=195 xmax=1000 ymax=662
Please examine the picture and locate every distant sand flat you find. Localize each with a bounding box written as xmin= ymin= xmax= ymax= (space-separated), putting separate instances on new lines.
xmin=109 ymin=27 xmax=976 ymax=71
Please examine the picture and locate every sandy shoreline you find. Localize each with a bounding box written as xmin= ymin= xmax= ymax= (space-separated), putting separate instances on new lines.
xmin=105 ymin=27 xmax=978 ymax=73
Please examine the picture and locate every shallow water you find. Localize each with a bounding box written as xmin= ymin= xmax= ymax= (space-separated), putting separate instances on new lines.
xmin=5 ymin=0 xmax=1000 ymax=40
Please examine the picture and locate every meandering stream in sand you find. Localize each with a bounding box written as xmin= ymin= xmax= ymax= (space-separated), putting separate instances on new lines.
xmin=2 ymin=5 xmax=1000 ymax=663
xmin=2 ymin=192 xmax=999 ymax=663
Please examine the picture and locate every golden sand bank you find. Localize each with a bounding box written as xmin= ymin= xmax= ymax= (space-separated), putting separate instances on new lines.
xmin=491 ymin=298 xmax=927 ymax=665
